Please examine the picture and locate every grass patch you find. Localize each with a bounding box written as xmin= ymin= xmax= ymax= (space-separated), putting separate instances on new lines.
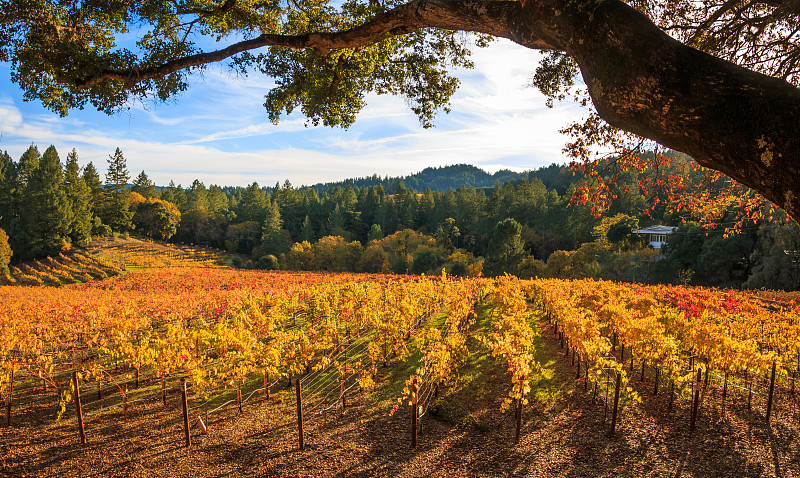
xmin=528 ymin=315 xmax=568 ymax=412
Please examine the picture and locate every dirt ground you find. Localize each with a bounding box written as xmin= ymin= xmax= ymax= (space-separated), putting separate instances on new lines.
xmin=2 ymin=325 xmax=799 ymax=478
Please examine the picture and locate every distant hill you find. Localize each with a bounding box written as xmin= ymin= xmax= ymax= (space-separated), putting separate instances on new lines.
xmin=308 ymin=164 xmax=527 ymax=194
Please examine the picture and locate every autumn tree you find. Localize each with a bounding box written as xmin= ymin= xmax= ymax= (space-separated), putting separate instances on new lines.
xmin=0 ymin=227 xmax=11 ymax=276
xmin=131 ymin=195 xmax=182 ymax=240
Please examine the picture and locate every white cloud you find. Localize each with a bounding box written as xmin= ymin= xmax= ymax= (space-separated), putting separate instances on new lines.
xmin=0 ymin=39 xmax=586 ymax=186
xmin=0 ymin=98 xmax=23 ymax=134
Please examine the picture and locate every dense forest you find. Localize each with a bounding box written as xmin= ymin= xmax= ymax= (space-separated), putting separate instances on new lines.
xmin=1 ymin=144 xmax=798 ymax=290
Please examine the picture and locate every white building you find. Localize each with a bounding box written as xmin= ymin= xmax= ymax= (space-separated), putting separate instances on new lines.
xmin=633 ymin=225 xmax=677 ymax=250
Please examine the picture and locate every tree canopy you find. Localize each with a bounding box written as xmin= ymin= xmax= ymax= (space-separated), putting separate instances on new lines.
xmin=1 ymin=0 xmax=799 ymax=220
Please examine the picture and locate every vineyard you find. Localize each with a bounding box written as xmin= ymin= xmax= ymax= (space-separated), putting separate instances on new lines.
xmin=86 ymin=238 xmax=228 ymax=270
xmin=0 ymin=249 xmax=122 ymax=286
xmin=1 ymin=269 xmax=800 ymax=477
xmin=0 ymin=238 xmax=229 ymax=287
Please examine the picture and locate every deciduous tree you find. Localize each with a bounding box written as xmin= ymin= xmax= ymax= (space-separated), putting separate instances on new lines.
xmin=0 ymin=227 xmax=11 ymax=276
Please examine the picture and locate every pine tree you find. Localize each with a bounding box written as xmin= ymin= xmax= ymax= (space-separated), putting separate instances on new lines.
xmin=23 ymin=145 xmax=72 ymax=257
xmin=161 ymin=180 xmax=187 ymax=211
xmin=82 ymin=161 xmax=103 ymax=205
xmin=131 ymin=170 xmax=159 ymax=198
xmin=101 ymin=148 xmax=133 ymax=232
xmin=16 ymin=144 xmax=40 ymax=186
xmin=237 ymin=182 xmax=268 ymax=223
xmin=300 ymin=215 xmax=314 ymax=242
xmin=187 ymin=179 xmax=209 ymax=210
xmin=261 ymin=199 xmax=289 ymax=256
xmin=81 ymin=162 xmax=109 ymax=235
xmin=6 ymin=145 xmax=40 ymax=253
xmin=327 ymin=204 xmax=346 ymax=235
xmin=64 ymin=149 xmax=93 ymax=246
xmin=207 ymin=185 xmax=230 ymax=215
xmin=0 ymin=151 xmax=16 ymax=234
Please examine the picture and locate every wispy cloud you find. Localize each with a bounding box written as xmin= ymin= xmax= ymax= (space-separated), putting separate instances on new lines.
xmin=0 ymin=39 xmax=586 ymax=186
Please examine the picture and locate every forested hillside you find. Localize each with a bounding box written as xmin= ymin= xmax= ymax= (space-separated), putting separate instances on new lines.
xmin=1 ymin=145 xmax=798 ymax=290
xmin=308 ymin=164 xmax=526 ymax=194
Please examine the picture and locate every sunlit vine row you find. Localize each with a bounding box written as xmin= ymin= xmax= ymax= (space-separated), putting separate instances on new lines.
xmin=527 ymin=279 xmax=639 ymax=402
xmin=485 ymin=276 xmax=540 ymax=412
xmin=396 ymin=276 xmax=486 ymax=411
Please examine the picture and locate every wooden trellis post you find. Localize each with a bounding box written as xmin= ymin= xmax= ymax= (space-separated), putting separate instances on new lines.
xmin=690 ymin=369 xmax=702 ymax=431
xmin=411 ymin=377 xmax=419 ymax=449
xmin=73 ymin=372 xmax=86 ymax=445
xmin=181 ymin=378 xmax=191 ymax=447
xmin=609 ymin=373 xmax=621 ymax=438
xmin=515 ymin=378 xmax=525 ymax=444
xmin=5 ymin=368 xmax=12 ymax=427
xmin=296 ymin=379 xmax=304 ymax=450
xmin=766 ymin=361 xmax=777 ymax=422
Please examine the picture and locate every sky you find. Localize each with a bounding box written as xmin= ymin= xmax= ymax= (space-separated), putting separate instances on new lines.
xmin=0 ymin=39 xmax=586 ymax=188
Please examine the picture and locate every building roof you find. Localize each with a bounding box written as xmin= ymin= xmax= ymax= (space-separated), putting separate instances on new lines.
xmin=633 ymin=225 xmax=677 ymax=235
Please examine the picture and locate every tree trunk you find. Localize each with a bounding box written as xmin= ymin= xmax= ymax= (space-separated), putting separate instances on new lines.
xmin=521 ymin=0 xmax=800 ymax=220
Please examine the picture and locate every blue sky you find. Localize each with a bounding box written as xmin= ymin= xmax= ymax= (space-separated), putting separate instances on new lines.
xmin=0 ymin=39 xmax=585 ymax=187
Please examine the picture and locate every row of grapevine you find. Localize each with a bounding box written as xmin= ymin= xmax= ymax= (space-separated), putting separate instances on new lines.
xmin=528 ymin=278 xmax=800 ymax=431
xmin=1 ymin=250 xmax=121 ymax=286
xmin=1 ymin=271 xmax=490 ymax=441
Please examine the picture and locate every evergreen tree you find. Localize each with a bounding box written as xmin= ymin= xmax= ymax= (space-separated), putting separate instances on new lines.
xmin=416 ymin=188 xmax=437 ymax=232
xmin=300 ymin=215 xmax=314 ymax=242
xmin=237 ymin=182 xmax=268 ymax=223
xmin=360 ymin=186 xmax=382 ymax=227
xmin=487 ymin=218 xmax=525 ymax=276
xmin=131 ymin=170 xmax=159 ymax=198
xmin=63 ymin=149 xmax=93 ymax=246
xmin=82 ymin=161 xmax=108 ymax=235
xmin=0 ymin=151 xmax=17 ymax=234
xmin=161 ymin=180 xmax=187 ymax=211
xmin=187 ymin=179 xmax=209 ymax=210
xmin=23 ymin=145 xmax=72 ymax=257
xmin=261 ymin=200 xmax=289 ymax=256
xmin=6 ymin=146 xmax=40 ymax=252
xmin=327 ymin=204 xmax=346 ymax=236
xmin=101 ymin=148 xmax=133 ymax=232
xmin=207 ymin=185 xmax=230 ymax=215
xmin=82 ymin=161 xmax=103 ymax=205
xmin=16 ymin=144 xmax=40 ymax=186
